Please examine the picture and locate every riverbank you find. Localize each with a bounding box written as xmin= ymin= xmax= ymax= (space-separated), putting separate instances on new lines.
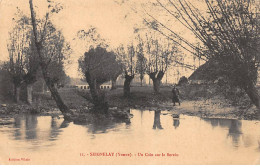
xmin=78 ymin=84 xmax=259 ymax=120
xmin=0 ymin=84 xmax=259 ymax=121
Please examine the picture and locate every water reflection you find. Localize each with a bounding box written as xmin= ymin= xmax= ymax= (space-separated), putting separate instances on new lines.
xmin=25 ymin=114 xmax=38 ymax=139
xmin=13 ymin=117 xmax=22 ymax=140
xmin=153 ymin=110 xmax=163 ymax=129
xmin=228 ymin=120 xmax=242 ymax=146
xmin=173 ymin=119 xmax=180 ymax=129
xmin=0 ymin=110 xmax=259 ymax=164
xmin=140 ymin=110 xmax=144 ymax=125
xmin=203 ymin=118 xmax=242 ymax=146
xmin=10 ymin=115 xmax=65 ymax=143
xmin=86 ymin=121 xmax=118 ymax=134
xmin=49 ymin=118 xmax=63 ymax=141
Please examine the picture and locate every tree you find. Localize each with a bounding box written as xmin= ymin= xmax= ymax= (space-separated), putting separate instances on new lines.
xmin=23 ymin=35 xmax=39 ymax=104
xmin=79 ymin=47 xmax=120 ymax=110
xmin=0 ymin=62 xmax=13 ymax=101
xmin=76 ymin=27 xmax=122 ymax=90
xmin=145 ymin=32 xmax=177 ymax=93
xmin=116 ymin=44 xmax=136 ymax=97
xmin=148 ymin=0 xmax=259 ymax=111
xmin=7 ymin=23 xmax=26 ymax=102
xmin=7 ymin=13 xmax=39 ymax=104
xmin=29 ymin=0 xmax=73 ymax=119
xmin=135 ymin=35 xmax=147 ymax=86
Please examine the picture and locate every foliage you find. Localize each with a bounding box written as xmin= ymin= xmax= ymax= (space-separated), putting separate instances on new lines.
xmin=39 ymin=21 xmax=71 ymax=86
xmin=29 ymin=0 xmax=73 ymax=118
xmin=116 ymin=44 xmax=136 ymax=76
xmin=7 ymin=12 xmax=39 ymax=86
xmin=144 ymin=32 xmax=177 ymax=75
xmin=144 ymin=0 xmax=260 ymax=108
xmin=135 ymin=35 xmax=147 ymax=83
xmin=0 ymin=63 xmax=13 ymax=101
xmin=79 ymin=47 xmax=121 ymax=85
xmin=76 ymin=26 xmax=109 ymax=52
xmin=151 ymin=0 xmax=259 ymax=86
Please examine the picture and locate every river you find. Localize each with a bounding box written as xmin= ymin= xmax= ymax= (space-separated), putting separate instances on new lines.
xmin=0 ymin=109 xmax=259 ymax=164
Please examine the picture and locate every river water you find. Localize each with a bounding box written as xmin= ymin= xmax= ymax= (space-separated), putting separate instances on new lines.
xmin=0 ymin=109 xmax=259 ymax=165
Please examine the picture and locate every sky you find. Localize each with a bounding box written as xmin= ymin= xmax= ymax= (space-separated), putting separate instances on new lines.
xmin=0 ymin=0 xmax=204 ymax=83
xmin=0 ymin=0 xmax=140 ymax=77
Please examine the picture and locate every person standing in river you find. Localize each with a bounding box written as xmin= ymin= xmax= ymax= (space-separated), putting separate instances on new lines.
xmin=172 ymin=85 xmax=180 ymax=106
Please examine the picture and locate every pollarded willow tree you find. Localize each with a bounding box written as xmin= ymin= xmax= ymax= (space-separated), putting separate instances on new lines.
xmin=7 ymin=12 xmax=39 ymax=104
xmin=78 ymin=47 xmax=121 ymax=111
xmin=7 ymin=14 xmax=29 ymax=103
xmin=144 ymin=32 xmax=177 ymax=93
xmin=116 ymin=43 xmax=137 ymax=97
xmin=76 ymin=27 xmax=122 ymax=90
xmin=147 ymin=0 xmax=260 ymax=111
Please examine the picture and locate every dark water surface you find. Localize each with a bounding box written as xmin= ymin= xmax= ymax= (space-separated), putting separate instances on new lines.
xmin=0 ymin=109 xmax=259 ymax=164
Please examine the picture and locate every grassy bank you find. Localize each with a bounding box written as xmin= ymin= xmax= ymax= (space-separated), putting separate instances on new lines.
xmin=77 ymin=84 xmax=259 ymax=119
xmin=0 ymin=84 xmax=259 ymax=120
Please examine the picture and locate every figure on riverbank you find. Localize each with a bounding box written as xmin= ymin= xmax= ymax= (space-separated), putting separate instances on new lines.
xmin=172 ymin=85 xmax=180 ymax=106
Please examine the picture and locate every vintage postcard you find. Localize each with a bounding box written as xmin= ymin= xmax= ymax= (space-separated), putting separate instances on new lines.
xmin=0 ymin=0 xmax=259 ymax=165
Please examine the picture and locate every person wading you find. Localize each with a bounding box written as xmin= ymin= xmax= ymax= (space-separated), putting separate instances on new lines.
xmin=172 ymin=85 xmax=180 ymax=106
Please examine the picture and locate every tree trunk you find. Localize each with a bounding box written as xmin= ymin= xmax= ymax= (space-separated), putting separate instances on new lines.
xmin=152 ymin=78 xmax=161 ymax=93
xmin=111 ymin=78 xmax=117 ymax=90
xmin=89 ymin=79 xmax=100 ymax=106
xmin=244 ymin=82 xmax=260 ymax=113
xmin=149 ymin=71 xmax=164 ymax=94
xmin=29 ymin=0 xmax=73 ymax=120
xmin=86 ymin=73 xmax=99 ymax=105
xmin=94 ymin=86 xmax=108 ymax=112
xmin=47 ymin=82 xmax=73 ymax=119
xmin=85 ymin=72 xmax=108 ymax=112
xmin=27 ymin=84 xmax=33 ymax=105
xmin=39 ymin=64 xmax=73 ymax=120
xmin=14 ymin=85 xmax=21 ymax=103
xmin=123 ymin=74 xmax=134 ymax=97
xmin=140 ymin=77 xmax=143 ymax=87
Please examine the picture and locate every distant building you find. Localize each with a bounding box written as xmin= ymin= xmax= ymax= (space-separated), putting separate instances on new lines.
xmin=189 ymin=61 xmax=260 ymax=86
xmin=75 ymin=82 xmax=111 ymax=90
xmin=70 ymin=78 xmax=112 ymax=90
xmin=188 ymin=60 xmax=219 ymax=84
xmin=188 ymin=62 xmax=209 ymax=84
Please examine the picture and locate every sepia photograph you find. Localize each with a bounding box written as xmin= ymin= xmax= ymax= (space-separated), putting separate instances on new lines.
xmin=0 ymin=0 xmax=259 ymax=165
